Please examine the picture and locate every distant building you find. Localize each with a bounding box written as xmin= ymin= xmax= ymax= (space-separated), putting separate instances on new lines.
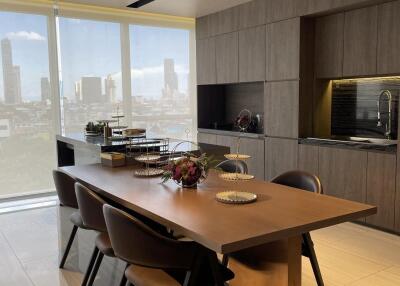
xmin=1 ymin=38 xmax=22 ymax=104
xmin=41 ymin=77 xmax=51 ymax=103
xmin=162 ymin=58 xmax=179 ymax=100
xmin=0 ymin=119 xmax=10 ymax=138
xmin=77 ymin=77 xmax=102 ymax=104
xmin=104 ymin=75 xmax=116 ymax=103
xmin=74 ymin=81 xmax=81 ymax=102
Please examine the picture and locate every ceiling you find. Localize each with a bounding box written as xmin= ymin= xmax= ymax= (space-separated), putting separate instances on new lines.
xmin=61 ymin=0 xmax=252 ymax=18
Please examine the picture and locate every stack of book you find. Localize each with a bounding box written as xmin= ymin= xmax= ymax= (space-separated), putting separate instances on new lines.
xmin=101 ymin=152 xmax=126 ymax=167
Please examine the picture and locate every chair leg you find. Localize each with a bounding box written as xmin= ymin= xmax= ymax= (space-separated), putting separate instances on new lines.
xmin=119 ymin=263 xmax=129 ymax=286
xmin=303 ymin=233 xmax=324 ymax=286
xmin=207 ymin=251 xmax=224 ymax=286
xmin=87 ymin=252 xmax=104 ymax=286
xmin=221 ymin=254 xmax=229 ymax=267
xmin=81 ymin=246 xmax=99 ymax=286
xmin=59 ymin=225 xmax=78 ymax=269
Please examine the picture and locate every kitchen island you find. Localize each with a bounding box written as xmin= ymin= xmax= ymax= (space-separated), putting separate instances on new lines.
xmin=56 ymin=134 xmax=229 ymax=167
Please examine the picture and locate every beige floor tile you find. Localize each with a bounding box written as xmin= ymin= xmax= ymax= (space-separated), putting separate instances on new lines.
xmin=349 ymin=265 xmax=400 ymax=286
xmin=1 ymin=208 xmax=59 ymax=263
xmin=329 ymin=232 xmax=400 ymax=266
xmin=311 ymin=223 xmax=358 ymax=244
xmin=23 ymin=256 xmax=82 ymax=286
xmin=0 ymin=232 xmax=33 ymax=285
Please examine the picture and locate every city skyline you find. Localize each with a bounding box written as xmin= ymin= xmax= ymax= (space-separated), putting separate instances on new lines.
xmin=1 ymin=38 xmax=22 ymax=104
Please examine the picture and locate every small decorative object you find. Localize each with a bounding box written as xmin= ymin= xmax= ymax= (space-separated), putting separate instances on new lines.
xmin=85 ymin=122 xmax=104 ymax=136
xmin=162 ymin=152 xmax=214 ymax=188
xmin=162 ymin=141 xmax=216 ymax=188
xmin=123 ymin=128 xmax=146 ymax=137
xmin=101 ymin=152 xmax=126 ymax=168
xmin=224 ymin=154 xmax=251 ymax=160
xmin=219 ymin=173 xmax=255 ymax=181
xmin=215 ymin=191 xmax=257 ymax=204
xmin=134 ymin=168 xmax=164 ymax=177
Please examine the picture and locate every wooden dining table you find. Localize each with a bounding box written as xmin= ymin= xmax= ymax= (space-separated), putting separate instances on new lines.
xmin=60 ymin=164 xmax=376 ymax=286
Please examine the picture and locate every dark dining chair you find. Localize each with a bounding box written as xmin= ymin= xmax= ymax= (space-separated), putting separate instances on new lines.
xmin=272 ymin=170 xmax=324 ymax=286
xmin=103 ymin=204 xmax=234 ymax=286
xmin=75 ymin=183 xmax=124 ymax=286
xmin=216 ymin=159 xmax=248 ymax=174
xmin=53 ymin=170 xmax=90 ymax=269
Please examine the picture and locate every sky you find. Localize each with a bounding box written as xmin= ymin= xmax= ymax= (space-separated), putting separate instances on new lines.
xmin=0 ymin=11 xmax=190 ymax=102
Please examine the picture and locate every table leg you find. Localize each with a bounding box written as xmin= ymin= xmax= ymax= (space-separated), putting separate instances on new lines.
xmin=207 ymin=251 xmax=225 ymax=286
xmin=228 ymin=235 xmax=302 ymax=286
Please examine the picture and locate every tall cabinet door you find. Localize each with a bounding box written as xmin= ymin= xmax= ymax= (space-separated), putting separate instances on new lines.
xmin=315 ymin=13 xmax=344 ymax=78
xmin=264 ymin=81 xmax=299 ymax=138
xmin=265 ymin=137 xmax=298 ymax=180
xmin=343 ymin=6 xmax=378 ymax=77
xmin=318 ymin=147 xmax=367 ymax=204
xmin=216 ymin=32 xmax=239 ymax=84
xmin=266 ymin=18 xmax=300 ymax=81
xmin=196 ymin=38 xmax=216 ymax=85
xmin=377 ymin=1 xmax=400 ymax=75
xmin=366 ymin=152 xmax=396 ymax=230
xmin=239 ymin=25 xmax=266 ymax=82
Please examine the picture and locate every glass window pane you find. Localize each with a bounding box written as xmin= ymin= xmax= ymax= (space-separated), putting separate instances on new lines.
xmin=130 ymin=25 xmax=194 ymax=140
xmin=0 ymin=11 xmax=55 ymax=197
xmin=58 ymin=18 xmax=123 ymax=134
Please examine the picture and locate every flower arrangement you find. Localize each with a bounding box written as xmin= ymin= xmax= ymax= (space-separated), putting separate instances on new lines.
xmin=162 ymin=153 xmax=216 ymax=188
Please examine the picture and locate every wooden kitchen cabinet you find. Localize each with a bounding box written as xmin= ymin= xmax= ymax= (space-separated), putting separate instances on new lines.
xmin=266 ymin=18 xmax=300 ymax=81
xmin=196 ymin=16 xmax=210 ymax=40
xmin=343 ymin=5 xmax=378 ymax=77
xmin=366 ymin=152 xmax=396 ymax=230
xmin=197 ymin=132 xmax=217 ymax=145
xmin=266 ymin=0 xmax=302 ymax=23
xmin=264 ymin=81 xmax=299 ymax=138
xmin=265 ymin=137 xmax=298 ymax=180
xmin=239 ymin=25 xmax=266 ymax=82
xmin=196 ymin=38 xmax=216 ymax=85
xmin=315 ymin=13 xmax=344 ymax=78
xmin=298 ymin=144 xmax=319 ymax=176
xmin=216 ymin=134 xmax=265 ymax=180
xmin=215 ymin=6 xmax=240 ymax=35
xmin=239 ymin=0 xmax=266 ymax=29
xmin=377 ymin=0 xmax=400 ymax=75
xmin=216 ymin=32 xmax=239 ymax=84
xmin=318 ymin=147 xmax=367 ymax=205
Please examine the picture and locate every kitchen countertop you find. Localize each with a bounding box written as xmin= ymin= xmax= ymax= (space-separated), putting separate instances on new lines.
xmin=198 ymin=128 xmax=264 ymax=139
xmin=299 ymin=137 xmax=397 ymax=153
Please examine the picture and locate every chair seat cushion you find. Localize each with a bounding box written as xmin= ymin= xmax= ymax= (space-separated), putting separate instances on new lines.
xmin=69 ymin=212 xmax=89 ymax=229
xmin=95 ymin=232 xmax=115 ymax=257
xmin=125 ymin=265 xmax=181 ymax=286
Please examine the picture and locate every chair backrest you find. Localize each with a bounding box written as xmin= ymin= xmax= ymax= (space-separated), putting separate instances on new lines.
xmin=103 ymin=204 xmax=198 ymax=270
xmin=216 ymin=160 xmax=248 ymax=174
xmin=271 ymin=170 xmax=323 ymax=194
xmin=75 ymin=182 xmax=107 ymax=232
xmin=53 ymin=170 xmax=78 ymax=209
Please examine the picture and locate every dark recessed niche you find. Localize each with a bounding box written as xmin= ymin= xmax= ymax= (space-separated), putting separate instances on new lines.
xmin=197 ymin=82 xmax=264 ymax=134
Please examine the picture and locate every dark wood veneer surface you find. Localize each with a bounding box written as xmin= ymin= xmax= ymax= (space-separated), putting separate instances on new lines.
xmin=61 ymin=165 xmax=376 ymax=254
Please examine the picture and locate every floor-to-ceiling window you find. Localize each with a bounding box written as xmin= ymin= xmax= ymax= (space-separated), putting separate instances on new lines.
xmin=58 ymin=17 xmax=123 ymax=134
xmin=130 ymin=25 xmax=194 ymax=140
xmin=0 ymin=1 xmax=195 ymax=199
xmin=0 ymin=10 xmax=55 ymax=197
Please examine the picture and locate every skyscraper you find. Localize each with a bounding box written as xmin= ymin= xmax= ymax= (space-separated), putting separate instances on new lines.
xmin=41 ymin=77 xmax=51 ymax=103
xmin=162 ymin=58 xmax=178 ymax=100
xmin=164 ymin=58 xmax=178 ymax=91
xmin=80 ymin=77 xmax=102 ymax=104
xmin=1 ymin=38 xmax=21 ymax=104
xmin=104 ymin=75 xmax=116 ymax=103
